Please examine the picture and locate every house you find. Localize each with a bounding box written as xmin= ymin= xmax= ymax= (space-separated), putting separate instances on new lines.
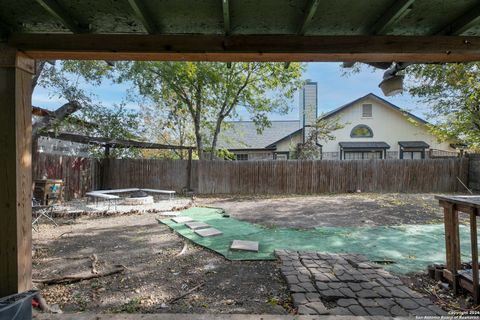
xmin=217 ymin=82 xmax=457 ymax=160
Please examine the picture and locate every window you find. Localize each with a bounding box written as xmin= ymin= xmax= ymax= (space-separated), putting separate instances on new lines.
xmin=350 ymin=125 xmax=373 ymax=138
xmin=236 ymin=154 xmax=248 ymax=161
xmin=275 ymin=153 xmax=288 ymax=160
xmin=402 ymin=151 xmax=423 ymax=160
xmin=344 ymin=151 xmax=383 ymax=160
xmin=362 ymin=104 xmax=372 ymax=117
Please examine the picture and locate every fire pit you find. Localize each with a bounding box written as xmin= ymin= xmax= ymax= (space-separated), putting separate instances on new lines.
xmin=122 ymin=190 xmax=154 ymax=205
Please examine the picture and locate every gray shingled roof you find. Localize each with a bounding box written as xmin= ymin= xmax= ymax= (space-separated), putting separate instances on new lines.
xmin=216 ymin=121 xmax=301 ymax=149
xmin=339 ymin=142 xmax=391 ymax=149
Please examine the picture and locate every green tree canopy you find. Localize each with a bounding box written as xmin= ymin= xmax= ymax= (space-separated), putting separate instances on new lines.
xmin=405 ymin=63 xmax=480 ymax=150
xmin=115 ymin=61 xmax=305 ymax=159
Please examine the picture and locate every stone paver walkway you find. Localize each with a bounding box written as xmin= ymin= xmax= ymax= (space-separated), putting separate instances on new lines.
xmin=275 ymin=250 xmax=446 ymax=317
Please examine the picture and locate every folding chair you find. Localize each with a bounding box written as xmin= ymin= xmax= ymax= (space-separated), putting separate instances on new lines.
xmin=32 ymin=198 xmax=58 ymax=231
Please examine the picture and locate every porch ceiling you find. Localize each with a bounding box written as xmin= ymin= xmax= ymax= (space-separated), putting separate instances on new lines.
xmin=2 ymin=0 xmax=480 ymax=61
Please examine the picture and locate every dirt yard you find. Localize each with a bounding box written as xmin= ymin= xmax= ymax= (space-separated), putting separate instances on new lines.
xmin=33 ymin=212 xmax=290 ymax=315
xmin=33 ymin=193 xmax=455 ymax=314
xmin=196 ymin=193 xmax=448 ymax=228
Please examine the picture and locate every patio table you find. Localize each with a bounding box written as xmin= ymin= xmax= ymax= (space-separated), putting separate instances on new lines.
xmin=435 ymin=195 xmax=480 ymax=303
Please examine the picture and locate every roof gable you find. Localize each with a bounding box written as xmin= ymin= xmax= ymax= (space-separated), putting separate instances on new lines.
xmin=321 ymin=93 xmax=429 ymax=125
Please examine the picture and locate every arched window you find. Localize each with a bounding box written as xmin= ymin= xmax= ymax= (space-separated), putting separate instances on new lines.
xmin=350 ymin=125 xmax=373 ymax=138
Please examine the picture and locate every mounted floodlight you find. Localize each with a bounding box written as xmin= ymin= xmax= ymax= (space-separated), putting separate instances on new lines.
xmin=378 ymin=62 xmax=408 ymax=96
xmin=379 ymin=74 xmax=404 ymax=96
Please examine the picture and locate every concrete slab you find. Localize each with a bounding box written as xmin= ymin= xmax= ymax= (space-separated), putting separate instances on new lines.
xmin=230 ymin=240 xmax=259 ymax=252
xmin=195 ymin=227 xmax=223 ymax=237
xmin=171 ymin=216 xmax=193 ymax=223
xmin=185 ymin=221 xmax=210 ymax=230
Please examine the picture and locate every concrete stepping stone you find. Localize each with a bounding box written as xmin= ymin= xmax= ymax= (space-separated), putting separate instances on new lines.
xmin=171 ymin=216 xmax=193 ymax=223
xmin=195 ymin=227 xmax=223 ymax=237
xmin=230 ymin=240 xmax=259 ymax=252
xmin=185 ymin=221 xmax=210 ymax=230
xmin=162 ymin=211 xmax=179 ymax=216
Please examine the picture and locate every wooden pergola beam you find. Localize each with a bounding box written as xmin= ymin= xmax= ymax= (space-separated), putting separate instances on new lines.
xmin=10 ymin=34 xmax=480 ymax=62
xmin=127 ymin=0 xmax=158 ymax=34
xmin=40 ymin=132 xmax=193 ymax=150
xmin=368 ymin=0 xmax=415 ymax=35
xmin=35 ymin=0 xmax=87 ymax=33
xmin=298 ymin=0 xmax=321 ymax=35
xmin=222 ymin=0 xmax=231 ymax=35
xmin=437 ymin=4 xmax=480 ymax=35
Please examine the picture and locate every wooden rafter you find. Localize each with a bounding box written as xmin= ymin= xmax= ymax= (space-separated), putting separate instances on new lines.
xmin=368 ymin=0 xmax=415 ymax=35
xmin=222 ymin=0 xmax=231 ymax=35
xmin=35 ymin=0 xmax=87 ymax=33
xmin=10 ymin=34 xmax=480 ymax=63
xmin=127 ymin=0 xmax=158 ymax=34
xmin=437 ymin=4 xmax=480 ymax=35
xmin=298 ymin=0 xmax=321 ymax=35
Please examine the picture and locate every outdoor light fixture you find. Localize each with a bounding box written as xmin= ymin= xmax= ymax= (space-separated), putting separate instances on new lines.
xmin=378 ymin=62 xmax=409 ymax=96
xmin=379 ymin=74 xmax=404 ymax=96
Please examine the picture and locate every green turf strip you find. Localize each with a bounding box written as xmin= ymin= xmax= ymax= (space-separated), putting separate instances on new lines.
xmin=160 ymin=207 xmax=477 ymax=274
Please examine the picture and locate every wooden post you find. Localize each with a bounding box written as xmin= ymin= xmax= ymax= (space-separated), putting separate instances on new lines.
xmin=471 ymin=209 xmax=479 ymax=304
xmin=187 ymin=148 xmax=192 ymax=191
xmin=0 ymin=47 xmax=34 ymax=297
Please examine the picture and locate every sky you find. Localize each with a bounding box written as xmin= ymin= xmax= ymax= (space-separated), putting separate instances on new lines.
xmin=32 ymin=62 xmax=430 ymax=122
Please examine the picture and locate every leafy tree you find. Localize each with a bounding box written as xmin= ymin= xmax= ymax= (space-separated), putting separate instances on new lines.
xmin=291 ymin=115 xmax=344 ymax=160
xmin=405 ymin=63 xmax=480 ymax=150
xmin=116 ymin=62 xmax=305 ymax=159
xmin=33 ymin=61 xmax=142 ymax=158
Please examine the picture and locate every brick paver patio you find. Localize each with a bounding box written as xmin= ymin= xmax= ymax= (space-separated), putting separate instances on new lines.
xmin=275 ymin=250 xmax=447 ymax=317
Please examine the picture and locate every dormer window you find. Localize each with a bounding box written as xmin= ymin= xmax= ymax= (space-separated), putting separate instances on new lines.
xmin=362 ymin=104 xmax=372 ymax=117
xmin=350 ymin=125 xmax=373 ymax=138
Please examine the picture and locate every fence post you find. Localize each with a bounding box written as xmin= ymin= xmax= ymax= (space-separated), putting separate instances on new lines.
xmin=187 ymin=148 xmax=192 ymax=191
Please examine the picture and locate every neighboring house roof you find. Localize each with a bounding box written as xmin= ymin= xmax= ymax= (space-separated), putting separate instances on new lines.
xmin=219 ymin=93 xmax=430 ymax=151
xmin=339 ymin=142 xmax=391 ymax=149
xmin=321 ymin=93 xmax=429 ymax=125
xmin=216 ymin=120 xmax=301 ymax=150
xmin=398 ymin=141 xmax=430 ymax=148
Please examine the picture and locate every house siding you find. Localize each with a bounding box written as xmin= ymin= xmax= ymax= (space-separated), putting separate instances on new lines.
xmin=320 ymin=96 xmax=454 ymax=155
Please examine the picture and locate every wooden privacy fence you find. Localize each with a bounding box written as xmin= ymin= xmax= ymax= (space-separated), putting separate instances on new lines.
xmin=34 ymin=156 xmax=469 ymax=197
xmin=33 ymin=154 xmax=100 ymax=200
xmin=102 ymin=158 xmax=198 ymax=192
xmin=197 ymin=159 xmax=469 ymax=194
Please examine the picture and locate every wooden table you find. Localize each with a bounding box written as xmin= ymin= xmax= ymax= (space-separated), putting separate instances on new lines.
xmin=436 ymin=195 xmax=480 ymax=303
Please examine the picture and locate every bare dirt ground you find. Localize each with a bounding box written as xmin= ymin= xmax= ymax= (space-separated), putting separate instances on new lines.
xmin=33 ymin=193 xmax=458 ymax=315
xmin=196 ymin=193 xmax=450 ymax=228
xmin=33 ymin=212 xmax=290 ymax=315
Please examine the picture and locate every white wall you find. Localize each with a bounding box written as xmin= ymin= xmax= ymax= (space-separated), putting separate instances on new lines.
xmin=320 ymin=96 xmax=454 ymax=153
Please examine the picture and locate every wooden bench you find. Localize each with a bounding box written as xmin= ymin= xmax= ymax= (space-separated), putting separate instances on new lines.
xmin=141 ymin=188 xmax=176 ymax=200
xmin=85 ymin=191 xmax=120 ymax=209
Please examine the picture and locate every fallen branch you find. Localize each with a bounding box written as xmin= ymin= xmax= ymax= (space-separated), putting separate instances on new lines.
xmin=175 ymin=242 xmax=188 ymax=257
xmin=167 ymin=282 xmax=205 ymax=304
xmin=33 ymin=265 xmax=124 ymax=285
xmin=90 ymin=254 xmax=99 ymax=274
xmin=34 ymin=255 xmax=91 ymax=262
xmin=58 ymin=231 xmax=72 ymax=238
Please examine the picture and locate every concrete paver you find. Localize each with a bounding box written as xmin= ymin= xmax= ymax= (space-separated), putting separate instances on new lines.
xmin=275 ymin=250 xmax=447 ymax=317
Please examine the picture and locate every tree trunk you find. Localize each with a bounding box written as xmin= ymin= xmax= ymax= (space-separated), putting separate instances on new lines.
xmin=193 ymin=111 xmax=203 ymax=160
xmin=32 ymin=101 xmax=82 ymax=136
xmin=210 ymin=117 xmax=224 ymax=160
